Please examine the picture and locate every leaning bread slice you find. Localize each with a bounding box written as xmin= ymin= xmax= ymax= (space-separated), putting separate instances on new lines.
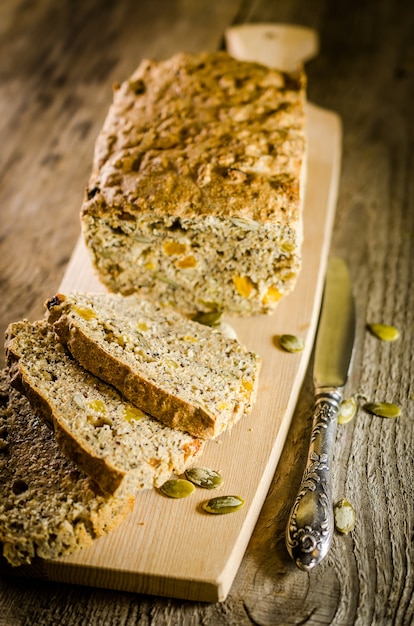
xmin=81 ymin=51 xmax=306 ymax=316
xmin=5 ymin=320 xmax=204 ymax=496
xmin=0 ymin=370 xmax=134 ymax=567
xmin=46 ymin=292 xmax=261 ymax=439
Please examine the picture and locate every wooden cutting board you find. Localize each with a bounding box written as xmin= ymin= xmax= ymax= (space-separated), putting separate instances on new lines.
xmin=12 ymin=26 xmax=342 ymax=602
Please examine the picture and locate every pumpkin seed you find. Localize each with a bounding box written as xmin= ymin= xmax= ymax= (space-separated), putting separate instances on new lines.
xmin=367 ymin=323 xmax=399 ymax=342
xmin=185 ymin=467 xmax=223 ymax=489
xmin=279 ymin=334 xmax=305 ymax=353
xmin=231 ymin=217 xmax=260 ymax=231
xmin=218 ymin=322 xmax=238 ymax=341
xmin=134 ymin=235 xmax=152 ymax=244
xmin=159 ymin=478 xmax=195 ymax=499
xmin=338 ymin=397 xmax=358 ymax=424
xmin=334 ymin=498 xmax=356 ymax=534
xmin=364 ymin=402 xmax=401 ymax=418
xmin=202 ymin=495 xmax=245 ymax=514
xmin=192 ymin=310 xmax=223 ymax=327
xmin=72 ymin=392 xmax=86 ymax=410
xmin=154 ymin=272 xmax=180 ymax=288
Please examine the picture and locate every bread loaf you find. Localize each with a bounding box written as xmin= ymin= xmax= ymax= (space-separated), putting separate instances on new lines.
xmin=0 ymin=370 xmax=134 ymax=567
xmin=5 ymin=320 xmax=204 ymax=496
xmin=46 ymin=292 xmax=261 ymax=439
xmin=81 ymin=51 xmax=306 ymax=316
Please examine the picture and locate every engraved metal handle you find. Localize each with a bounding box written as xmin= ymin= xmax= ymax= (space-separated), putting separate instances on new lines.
xmin=286 ymin=388 xmax=342 ymax=571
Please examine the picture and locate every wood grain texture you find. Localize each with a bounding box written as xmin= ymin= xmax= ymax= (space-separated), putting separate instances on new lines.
xmin=0 ymin=0 xmax=241 ymax=369
xmin=1 ymin=0 xmax=413 ymax=624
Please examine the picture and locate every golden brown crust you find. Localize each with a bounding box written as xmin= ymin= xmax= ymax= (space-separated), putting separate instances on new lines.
xmin=6 ymin=328 xmax=127 ymax=494
xmin=81 ymin=51 xmax=306 ymax=316
xmin=56 ymin=314 xmax=216 ymax=438
xmin=46 ymin=292 xmax=261 ymax=439
xmin=5 ymin=319 xmax=205 ymax=497
xmin=83 ymin=51 xmax=305 ymax=225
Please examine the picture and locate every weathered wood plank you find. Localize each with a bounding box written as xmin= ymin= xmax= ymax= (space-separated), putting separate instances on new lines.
xmin=0 ymin=0 xmax=241 ymax=368
xmin=1 ymin=0 xmax=413 ymax=623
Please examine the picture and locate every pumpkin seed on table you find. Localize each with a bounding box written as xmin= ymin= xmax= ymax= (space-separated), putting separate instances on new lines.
xmin=202 ymin=495 xmax=245 ymax=515
xmin=159 ymin=478 xmax=195 ymax=499
xmin=185 ymin=467 xmax=223 ymax=489
xmin=334 ymin=498 xmax=356 ymax=534
xmin=367 ymin=323 xmax=400 ymax=342
xmin=338 ymin=397 xmax=358 ymax=424
xmin=279 ymin=334 xmax=305 ymax=353
xmin=364 ymin=402 xmax=401 ymax=418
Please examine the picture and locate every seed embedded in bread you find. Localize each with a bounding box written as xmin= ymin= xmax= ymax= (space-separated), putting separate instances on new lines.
xmin=46 ymin=292 xmax=261 ymax=439
xmin=5 ymin=320 xmax=205 ymax=497
xmin=81 ymin=51 xmax=306 ymax=316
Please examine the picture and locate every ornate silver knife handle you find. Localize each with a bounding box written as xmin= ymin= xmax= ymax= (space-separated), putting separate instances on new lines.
xmin=286 ymin=388 xmax=342 ymax=571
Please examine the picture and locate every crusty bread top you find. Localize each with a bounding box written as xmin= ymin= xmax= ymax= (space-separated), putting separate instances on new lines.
xmin=82 ymin=51 xmax=306 ymax=225
xmin=0 ymin=370 xmax=134 ymax=567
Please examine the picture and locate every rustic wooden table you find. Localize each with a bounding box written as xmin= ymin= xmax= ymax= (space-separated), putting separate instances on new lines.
xmin=1 ymin=1 xmax=413 ymax=624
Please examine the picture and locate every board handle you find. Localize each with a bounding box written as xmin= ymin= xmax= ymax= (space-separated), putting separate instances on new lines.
xmin=225 ymin=23 xmax=319 ymax=71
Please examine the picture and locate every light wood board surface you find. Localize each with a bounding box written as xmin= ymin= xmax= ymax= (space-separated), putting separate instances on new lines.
xmin=22 ymin=101 xmax=341 ymax=603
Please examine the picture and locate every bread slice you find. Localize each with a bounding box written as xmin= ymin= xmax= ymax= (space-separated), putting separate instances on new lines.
xmin=0 ymin=370 xmax=134 ymax=567
xmin=46 ymin=292 xmax=261 ymax=439
xmin=81 ymin=51 xmax=306 ymax=316
xmin=5 ymin=320 xmax=204 ymax=496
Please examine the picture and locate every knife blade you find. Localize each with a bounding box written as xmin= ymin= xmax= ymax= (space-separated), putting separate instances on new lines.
xmin=286 ymin=257 xmax=356 ymax=571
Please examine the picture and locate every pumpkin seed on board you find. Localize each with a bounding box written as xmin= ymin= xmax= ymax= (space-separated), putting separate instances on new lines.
xmin=185 ymin=467 xmax=223 ymax=489
xmin=192 ymin=310 xmax=223 ymax=327
xmin=334 ymin=498 xmax=356 ymax=534
xmin=367 ymin=323 xmax=400 ymax=342
xmin=218 ymin=322 xmax=238 ymax=341
xmin=201 ymin=495 xmax=245 ymax=515
xmin=159 ymin=478 xmax=195 ymax=499
xmin=364 ymin=402 xmax=401 ymax=418
xmin=279 ymin=334 xmax=305 ymax=353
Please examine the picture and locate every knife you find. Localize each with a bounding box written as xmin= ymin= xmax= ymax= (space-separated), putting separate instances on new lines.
xmin=286 ymin=257 xmax=356 ymax=571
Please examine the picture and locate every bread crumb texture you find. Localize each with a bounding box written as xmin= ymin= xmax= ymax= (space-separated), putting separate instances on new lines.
xmin=82 ymin=51 xmax=306 ymax=315
xmin=0 ymin=370 xmax=134 ymax=567
xmin=46 ymin=292 xmax=261 ymax=439
xmin=5 ymin=320 xmax=205 ymax=498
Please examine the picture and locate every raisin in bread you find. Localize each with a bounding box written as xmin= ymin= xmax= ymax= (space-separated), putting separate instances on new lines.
xmin=81 ymin=51 xmax=306 ymax=316
xmin=46 ymin=292 xmax=261 ymax=439
xmin=0 ymin=370 xmax=134 ymax=567
xmin=5 ymin=320 xmax=204 ymax=496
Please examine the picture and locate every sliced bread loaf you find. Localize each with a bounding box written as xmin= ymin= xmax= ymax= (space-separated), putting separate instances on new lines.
xmin=5 ymin=320 xmax=204 ymax=496
xmin=0 ymin=370 xmax=134 ymax=567
xmin=81 ymin=51 xmax=306 ymax=316
xmin=46 ymin=292 xmax=261 ymax=439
